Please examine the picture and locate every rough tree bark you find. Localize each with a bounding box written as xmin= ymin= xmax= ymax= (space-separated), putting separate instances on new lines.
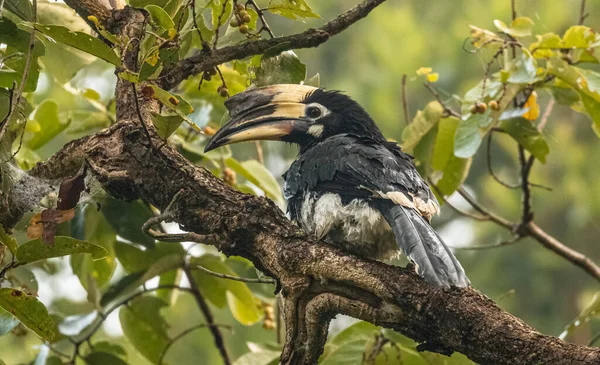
xmin=1 ymin=1 xmax=599 ymax=364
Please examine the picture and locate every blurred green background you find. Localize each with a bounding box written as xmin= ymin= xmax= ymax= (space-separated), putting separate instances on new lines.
xmin=1 ymin=0 xmax=600 ymax=364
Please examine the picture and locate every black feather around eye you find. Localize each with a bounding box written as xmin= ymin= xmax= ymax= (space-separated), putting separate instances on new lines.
xmin=306 ymin=106 xmax=322 ymax=119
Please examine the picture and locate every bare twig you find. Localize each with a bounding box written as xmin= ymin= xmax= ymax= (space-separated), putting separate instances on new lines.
xmin=160 ymin=0 xmax=389 ymax=89
xmin=526 ymin=222 xmax=600 ymax=281
xmin=538 ymin=98 xmax=555 ymax=132
xmin=183 ymin=265 xmax=231 ymax=365
xmin=213 ymin=0 xmax=230 ymax=49
xmin=131 ymin=84 xmax=155 ymax=148
xmin=424 ymin=83 xmax=461 ymax=118
xmin=255 ymin=141 xmax=264 ymax=164
xmin=0 ymin=0 xmax=36 ymax=143
xmin=579 ymin=0 xmax=588 ymax=25
xmin=191 ymin=0 xmax=210 ymax=51
xmin=511 ymin=0 xmax=517 ymax=21
xmin=486 ymin=133 xmax=520 ymax=189
xmin=428 ymin=179 xmax=489 ymax=221
xmin=457 ymin=187 xmax=514 ymax=230
xmin=247 ymin=0 xmax=275 ymax=38
xmin=158 ymin=323 xmax=232 ymax=365
xmin=518 ymin=147 xmax=535 ymax=225
xmin=191 ymin=263 xmax=275 ymax=284
xmin=401 ymin=74 xmax=410 ymax=125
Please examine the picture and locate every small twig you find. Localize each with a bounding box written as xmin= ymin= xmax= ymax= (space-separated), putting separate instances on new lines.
xmin=255 ymin=141 xmax=264 ymax=164
xmin=191 ymin=264 xmax=275 ymax=284
xmin=588 ymin=330 xmax=600 ymax=347
xmin=538 ymin=98 xmax=555 ymax=132
xmin=428 ymin=179 xmax=489 ymax=221
xmin=424 ymin=82 xmax=461 ymax=119
xmin=450 ymin=235 xmax=523 ymax=251
xmin=212 ymin=0 xmax=230 ymax=49
xmin=0 ymin=0 xmax=36 ymax=142
xmin=457 ymin=187 xmax=514 ymax=230
xmin=142 ymin=212 xmax=223 ymax=246
xmin=191 ymin=0 xmax=210 ymax=51
xmin=518 ymin=147 xmax=535 ymax=225
xmin=487 ymin=133 xmax=520 ymax=189
xmin=247 ymin=0 xmax=275 ymax=38
xmin=511 ymin=0 xmax=517 ymax=21
xmin=526 ymin=222 xmax=600 ymax=282
xmin=184 ymin=265 xmax=231 ymax=365
xmin=401 ymin=75 xmax=410 ymax=125
xmin=158 ymin=323 xmax=232 ymax=365
xmin=579 ymin=0 xmax=588 ymax=25
xmin=131 ymin=84 xmax=155 ymax=148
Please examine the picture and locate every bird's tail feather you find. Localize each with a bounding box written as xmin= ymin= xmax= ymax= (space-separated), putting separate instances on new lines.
xmin=379 ymin=204 xmax=470 ymax=288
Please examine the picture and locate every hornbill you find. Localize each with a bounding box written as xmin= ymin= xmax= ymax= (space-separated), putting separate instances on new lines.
xmin=205 ymin=84 xmax=469 ymax=288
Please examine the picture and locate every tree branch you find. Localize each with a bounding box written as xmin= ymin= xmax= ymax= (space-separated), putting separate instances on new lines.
xmin=17 ymin=120 xmax=600 ymax=364
xmin=158 ymin=0 xmax=388 ymax=90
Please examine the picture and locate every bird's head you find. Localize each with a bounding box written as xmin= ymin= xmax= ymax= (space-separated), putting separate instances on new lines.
xmin=204 ymin=84 xmax=386 ymax=153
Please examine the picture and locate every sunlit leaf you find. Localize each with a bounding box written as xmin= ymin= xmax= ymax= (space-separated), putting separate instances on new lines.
xmin=0 ymin=224 xmax=18 ymax=255
xmin=493 ymin=17 xmax=533 ymax=38
xmin=150 ymin=113 xmax=184 ymax=139
xmin=33 ymin=24 xmax=121 ymax=66
xmin=26 ymin=100 xmax=70 ymax=150
xmin=267 ymin=0 xmax=319 ymax=19
xmin=225 ymin=158 xmax=284 ymax=204
xmin=209 ymin=0 xmax=233 ymax=29
xmin=0 ymin=18 xmax=44 ymax=92
xmin=255 ymin=51 xmax=307 ymax=86
xmin=17 ymin=236 xmax=107 ymax=264
xmin=146 ymin=5 xmax=175 ymax=32
xmin=0 ymin=288 xmax=55 ymax=341
xmin=401 ymin=101 xmax=444 ymax=151
xmin=506 ymin=49 xmax=538 ymax=84
xmin=3 ymin=0 xmax=33 ymax=20
xmin=432 ymin=118 xmax=472 ymax=197
xmin=146 ymin=85 xmax=199 ymax=131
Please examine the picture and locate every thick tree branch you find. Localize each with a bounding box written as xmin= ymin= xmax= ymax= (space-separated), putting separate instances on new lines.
xmin=17 ymin=121 xmax=600 ymax=364
xmin=158 ymin=0 xmax=388 ymax=89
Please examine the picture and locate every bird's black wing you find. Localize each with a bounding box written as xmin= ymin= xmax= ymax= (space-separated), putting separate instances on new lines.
xmin=284 ymin=134 xmax=469 ymax=288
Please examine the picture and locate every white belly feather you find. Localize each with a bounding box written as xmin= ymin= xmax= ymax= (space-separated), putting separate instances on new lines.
xmin=298 ymin=192 xmax=397 ymax=260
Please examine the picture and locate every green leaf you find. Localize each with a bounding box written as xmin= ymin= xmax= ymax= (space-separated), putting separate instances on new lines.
xmin=0 ymin=307 xmax=20 ymax=336
xmin=26 ymin=100 xmax=70 ymax=150
xmin=99 ymin=198 xmax=156 ymax=248
xmin=130 ymin=0 xmax=170 ymax=6
xmin=0 ymin=288 xmax=55 ymax=341
xmin=401 ymin=101 xmax=444 ymax=151
xmin=146 ymin=5 xmax=175 ymax=31
xmin=119 ymin=296 xmax=170 ymax=364
xmin=506 ymin=49 xmax=538 ymax=84
xmin=432 ymin=118 xmax=472 ymax=197
xmin=0 ymin=224 xmax=19 ymax=255
xmin=0 ymin=18 xmax=44 ymax=92
xmin=115 ymin=241 xmax=184 ymax=273
xmin=209 ymin=0 xmax=233 ymax=29
xmin=501 ymin=118 xmax=550 ymax=163
xmin=4 ymin=0 xmax=33 ymax=20
xmin=190 ymin=254 xmax=262 ymax=325
xmin=85 ymin=352 xmax=129 ymax=365
xmin=493 ymin=17 xmax=533 ymax=38
xmin=17 ymin=236 xmax=107 ymax=264
xmin=93 ymin=341 xmax=128 ymax=361
xmin=101 ymin=254 xmax=184 ymax=306
xmin=147 ymin=85 xmax=199 ymax=130
xmin=150 ymin=113 xmax=184 ymax=139
xmin=267 ymin=0 xmax=319 ymax=19
xmin=233 ymin=350 xmax=280 ymax=365
xmin=70 ymin=206 xmax=117 ymax=290
xmin=225 ymin=158 xmax=284 ymax=204
xmin=454 ymin=114 xmax=483 ymax=158
xmin=34 ymin=24 xmax=121 ymax=66
xmin=255 ymin=51 xmax=307 ymax=86
xmin=321 ymin=340 xmax=367 ymax=365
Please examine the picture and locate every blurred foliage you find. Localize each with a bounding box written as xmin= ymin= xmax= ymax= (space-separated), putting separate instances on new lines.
xmin=1 ymin=0 xmax=600 ymax=364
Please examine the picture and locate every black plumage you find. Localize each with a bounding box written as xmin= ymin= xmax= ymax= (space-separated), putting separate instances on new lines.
xmin=206 ymin=84 xmax=470 ymax=288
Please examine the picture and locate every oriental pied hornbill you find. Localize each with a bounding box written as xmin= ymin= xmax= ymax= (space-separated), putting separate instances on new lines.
xmin=205 ymin=84 xmax=469 ymax=288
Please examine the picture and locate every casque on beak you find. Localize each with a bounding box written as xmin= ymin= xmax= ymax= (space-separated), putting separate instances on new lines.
xmin=204 ymin=84 xmax=318 ymax=152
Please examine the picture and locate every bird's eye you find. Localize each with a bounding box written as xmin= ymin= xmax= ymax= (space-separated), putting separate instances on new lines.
xmin=306 ymin=106 xmax=322 ymax=119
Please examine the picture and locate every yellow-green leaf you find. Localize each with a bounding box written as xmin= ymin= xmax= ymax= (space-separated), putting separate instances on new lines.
xmin=17 ymin=236 xmax=107 ymax=264
xmin=401 ymin=101 xmax=444 ymax=151
xmin=0 ymin=288 xmax=55 ymax=341
xmin=26 ymin=100 xmax=70 ymax=150
xmin=0 ymin=224 xmax=18 ymax=255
